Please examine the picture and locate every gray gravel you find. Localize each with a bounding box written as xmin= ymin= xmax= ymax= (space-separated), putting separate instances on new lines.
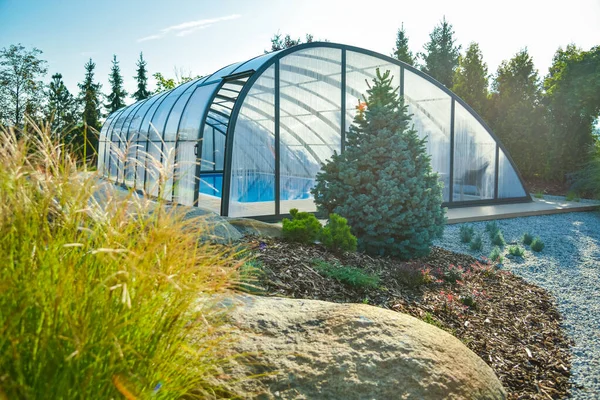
xmin=435 ymin=211 xmax=600 ymax=399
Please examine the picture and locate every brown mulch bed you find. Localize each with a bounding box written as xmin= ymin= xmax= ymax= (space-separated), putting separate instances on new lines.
xmin=240 ymin=237 xmax=572 ymax=399
xmin=524 ymin=177 xmax=571 ymax=197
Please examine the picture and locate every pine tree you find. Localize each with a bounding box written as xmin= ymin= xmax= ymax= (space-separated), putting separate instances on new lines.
xmin=46 ymin=72 xmax=76 ymax=134
xmin=105 ymin=55 xmax=127 ymax=113
xmin=489 ymin=49 xmax=549 ymax=179
xmin=78 ymin=58 xmax=102 ymax=130
xmin=452 ymin=42 xmax=489 ymax=118
xmin=419 ymin=17 xmax=461 ymax=87
xmin=311 ymin=68 xmax=445 ymax=259
xmin=392 ymin=23 xmax=414 ymax=65
xmin=133 ymin=52 xmax=150 ymax=101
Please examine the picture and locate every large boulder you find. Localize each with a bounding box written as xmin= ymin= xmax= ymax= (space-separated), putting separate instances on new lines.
xmin=217 ymin=295 xmax=506 ymax=399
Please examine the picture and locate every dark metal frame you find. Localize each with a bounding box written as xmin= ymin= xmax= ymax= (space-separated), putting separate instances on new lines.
xmin=100 ymin=41 xmax=531 ymax=219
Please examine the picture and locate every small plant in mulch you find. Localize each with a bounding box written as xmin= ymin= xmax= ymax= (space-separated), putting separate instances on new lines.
xmin=531 ymin=238 xmax=545 ymax=252
xmin=491 ymin=231 xmax=506 ymax=247
xmin=534 ymin=191 xmax=544 ymax=199
xmin=485 ymin=221 xmax=500 ymax=237
xmin=311 ymin=259 xmax=380 ymax=289
xmin=442 ymin=264 xmax=464 ymax=284
xmin=459 ymin=225 xmax=474 ymax=243
xmin=489 ymin=247 xmax=503 ymax=264
xmin=319 ymin=213 xmax=357 ymax=253
xmin=522 ymin=232 xmax=534 ymax=246
xmin=508 ymin=245 xmax=525 ymax=257
xmin=470 ymin=234 xmax=483 ymax=251
xmin=282 ymin=208 xmax=322 ymax=244
xmin=565 ymin=191 xmax=581 ymax=202
xmin=392 ymin=262 xmax=433 ymax=288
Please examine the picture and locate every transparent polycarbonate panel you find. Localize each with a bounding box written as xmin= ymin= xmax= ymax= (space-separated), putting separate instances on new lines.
xmin=200 ymin=125 xmax=215 ymax=171
xmin=99 ymin=112 xmax=118 ymax=142
xmin=229 ymin=65 xmax=276 ymax=217
xmin=161 ymin=142 xmax=176 ymax=201
xmin=205 ymin=61 xmax=245 ymax=81
xmin=97 ymin=140 xmax=107 ymax=174
xmin=233 ymin=52 xmax=279 ymax=75
xmin=173 ymin=142 xmax=198 ymax=207
xmin=279 ymin=47 xmax=342 ymax=213
xmin=102 ymin=109 xmax=125 ymax=176
xmin=199 ymin=173 xmax=223 ymax=208
xmin=163 ymin=86 xmax=196 ymax=142
xmin=404 ymin=69 xmax=452 ymax=201
xmin=138 ymin=92 xmax=169 ymax=143
xmin=453 ymin=102 xmax=496 ymax=201
xmin=178 ymin=82 xmax=219 ymax=141
xmin=345 ymin=51 xmax=401 ymax=130
xmin=118 ymin=102 xmax=146 ymax=182
xmin=126 ymin=99 xmax=148 ymax=142
xmin=149 ymin=80 xmax=197 ymax=141
xmin=124 ymin=141 xmax=140 ymax=187
xmin=498 ymin=149 xmax=526 ymax=198
xmin=108 ymin=108 xmax=133 ymax=179
xmin=129 ymin=93 xmax=163 ymax=143
xmin=145 ymin=141 xmax=162 ymax=197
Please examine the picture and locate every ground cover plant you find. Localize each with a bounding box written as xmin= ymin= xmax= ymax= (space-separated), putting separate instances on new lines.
xmin=531 ymin=238 xmax=545 ymax=252
xmin=522 ymin=232 xmax=534 ymax=245
xmin=509 ymin=245 xmax=526 ymax=257
xmin=244 ymin=237 xmax=572 ymax=399
xmin=0 ymin=121 xmax=240 ymax=399
xmin=459 ymin=225 xmax=474 ymax=243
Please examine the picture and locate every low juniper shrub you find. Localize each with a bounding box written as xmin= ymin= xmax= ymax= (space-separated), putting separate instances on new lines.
xmin=485 ymin=221 xmax=500 ymax=239
xmin=531 ymin=238 xmax=545 ymax=252
xmin=459 ymin=225 xmax=474 ymax=243
xmin=282 ymin=208 xmax=322 ymax=244
xmin=311 ymin=259 xmax=379 ymax=289
xmin=522 ymin=232 xmax=534 ymax=246
xmin=508 ymin=245 xmax=525 ymax=257
xmin=460 ymin=294 xmax=477 ymax=308
xmin=443 ymin=264 xmax=464 ymax=283
xmin=470 ymin=234 xmax=483 ymax=251
xmin=489 ymin=246 xmax=503 ymax=263
xmin=394 ymin=263 xmax=433 ymax=288
xmin=491 ymin=231 xmax=506 ymax=247
xmin=320 ymin=213 xmax=357 ymax=252
xmin=565 ymin=191 xmax=580 ymax=202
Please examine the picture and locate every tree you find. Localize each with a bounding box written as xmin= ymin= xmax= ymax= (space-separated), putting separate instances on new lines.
xmin=153 ymin=68 xmax=201 ymax=94
xmin=391 ymin=23 xmax=414 ymax=65
xmin=311 ymin=68 xmax=445 ymax=259
xmin=266 ymin=32 xmax=315 ymax=53
xmin=133 ymin=52 xmax=150 ymax=101
xmin=452 ymin=42 xmax=489 ymax=118
xmin=46 ymin=73 xmax=77 ymax=134
xmin=489 ymin=49 xmax=549 ymax=179
xmin=0 ymin=44 xmax=48 ymax=127
xmin=418 ymin=17 xmax=461 ymax=87
xmin=76 ymin=58 xmax=102 ymax=162
xmin=105 ymin=55 xmax=127 ymax=114
xmin=544 ymin=45 xmax=600 ymax=178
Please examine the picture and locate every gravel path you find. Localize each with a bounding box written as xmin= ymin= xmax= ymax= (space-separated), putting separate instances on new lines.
xmin=434 ymin=210 xmax=600 ymax=399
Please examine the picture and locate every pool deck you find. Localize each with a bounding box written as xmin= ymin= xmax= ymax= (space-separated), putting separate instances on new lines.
xmin=446 ymin=197 xmax=600 ymax=224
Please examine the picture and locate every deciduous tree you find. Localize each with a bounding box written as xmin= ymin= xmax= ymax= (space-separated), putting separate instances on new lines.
xmin=452 ymin=42 xmax=489 ymax=118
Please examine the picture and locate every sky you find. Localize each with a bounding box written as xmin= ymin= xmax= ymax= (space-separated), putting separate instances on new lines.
xmin=1 ymin=0 xmax=599 ymax=104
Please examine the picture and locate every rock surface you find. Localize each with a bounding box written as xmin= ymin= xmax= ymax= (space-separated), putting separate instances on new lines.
xmin=218 ymin=295 xmax=506 ymax=399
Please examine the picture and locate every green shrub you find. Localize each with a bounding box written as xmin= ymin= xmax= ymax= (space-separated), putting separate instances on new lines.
xmin=522 ymin=232 xmax=534 ymax=245
xmin=422 ymin=312 xmax=445 ymax=329
xmin=0 ymin=122 xmax=239 ymax=398
xmin=460 ymin=294 xmax=477 ymax=308
xmin=509 ymin=245 xmax=525 ymax=257
xmin=311 ymin=259 xmax=379 ymax=289
xmin=490 ymin=246 xmax=503 ymax=263
xmin=282 ymin=208 xmax=322 ymax=244
xmin=470 ymin=234 xmax=483 ymax=251
xmin=485 ymin=221 xmax=500 ymax=238
xmin=571 ymin=144 xmax=600 ymax=199
xmin=534 ymin=191 xmax=544 ymax=199
xmin=443 ymin=264 xmax=464 ymax=283
xmin=491 ymin=231 xmax=506 ymax=246
xmin=459 ymin=225 xmax=474 ymax=243
xmin=238 ymin=259 xmax=265 ymax=294
xmin=565 ymin=191 xmax=581 ymax=202
xmin=531 ymin=238 xmax=545 ymax=252
xmin=311 ymin=68 xmax=445 ymax=259
xmin=320 ymin=213 xmax=358 ymax=252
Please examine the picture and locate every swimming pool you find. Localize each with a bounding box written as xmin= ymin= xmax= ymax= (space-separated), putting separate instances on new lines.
xmin=199 ymin=172 xmax=316 ymax=202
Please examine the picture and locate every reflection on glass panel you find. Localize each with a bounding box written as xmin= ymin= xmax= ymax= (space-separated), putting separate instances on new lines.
xmin=404 ymin=69 xmax=451 ymax=201
xmin=498 ymin=150 xmax=526 ymax=198
xmin=178 ymin=83 xmax=219 ymax=141
xmin=144 ymin=141 xmax=163 ymax=197
xmin=149 ymin=80 xmax=197 ymax=141
xmin=173 ymin=142 xmax=198 ymax=207
xmin=118 ymin=101 xmax=145 ymax=182
xmin=233 ymin=53 xmax=278 ymax=75
xmin=198 ymin=173 xmax=223 ymax=213
xmin=200 ymin=125 xmax=226 ymax=171
xmin=138 ymin=92 xmax=169 ymax=144
xmin=280 ymin=47 xmax=342 ymax=213
xmin=346 ymin=51 xmax=401 ymax=130
xmin=163 ymin=89 xmax=194 ymax=142
xmin=97 ymin=140 xmax=107 ymax=174
xmin=108 ymin=107 xmax=134 ymax=179
xmin=453 ymin=102 xmax=496 ymax=201
xmin=102 ymin=109 xmax=124 ymax=176
xmin=229 ymin=65 xmax=275 ymax=217
xmin=161 ymin=142 xmax=176 ymax=201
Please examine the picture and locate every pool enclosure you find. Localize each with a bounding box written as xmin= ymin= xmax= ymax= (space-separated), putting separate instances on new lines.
xmin=98 ymin=42 xmax=530 ymax=219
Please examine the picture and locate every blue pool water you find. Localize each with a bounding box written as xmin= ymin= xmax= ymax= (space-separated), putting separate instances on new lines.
xmin=199 ymin=172 xmax=315 ymax=202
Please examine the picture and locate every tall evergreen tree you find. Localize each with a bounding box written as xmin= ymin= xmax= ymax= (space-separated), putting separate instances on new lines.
xmin=452 ymin=42 xmax=489 ymax=118
xmin=418 ymin=17 xmax=461 ymax=87
xmin=78 ymin=58 xmax=102 ymax=130
xmin=489 ymin=49 xmax=549 ymax=179
xmin=544 ymin=45 xmax=600 ymax=178
xmin=0 ymin=44 xmax=48 ymax=127
xmin=105 ymin=55 xmax=127 ymax=113
xmin=46 ymin=73 xmax=76 ymax=134
xmin=312 ymin=69 xmax=445 ymax=258
xmin=133 ymin=52 xmax=150 ymax=101
xmin=391 ymin=23 xmax=414 ymax=65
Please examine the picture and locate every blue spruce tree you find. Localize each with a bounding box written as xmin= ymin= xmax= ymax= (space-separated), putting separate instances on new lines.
xmin=312 ymin=68 xmax=445 ymax=259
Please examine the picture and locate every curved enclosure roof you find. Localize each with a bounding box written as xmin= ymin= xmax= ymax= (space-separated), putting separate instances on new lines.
xmin=99 ymin=42 xmax=530 ymax=218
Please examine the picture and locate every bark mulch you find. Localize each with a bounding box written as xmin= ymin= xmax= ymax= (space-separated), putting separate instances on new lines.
xmin=240 ymin=237 xmax=572 ymax=400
